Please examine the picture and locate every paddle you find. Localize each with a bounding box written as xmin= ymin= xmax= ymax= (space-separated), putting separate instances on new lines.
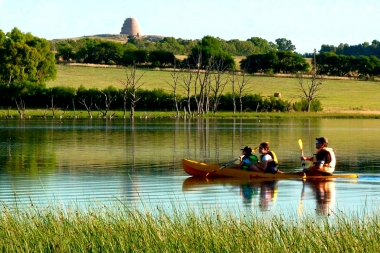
xmin=205 ymin=158 xmax=239 ymax=177
xmin=205 ymin=146 xmax=259 ymax=177
xmin=298 ymin=139 xmax=305 ymax=169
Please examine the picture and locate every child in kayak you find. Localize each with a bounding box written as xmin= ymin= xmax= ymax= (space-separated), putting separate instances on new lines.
xmin=251 ymin=142 xmax=283 ymax=174
xmin=232 ymin=146 xmax=259 ymax=171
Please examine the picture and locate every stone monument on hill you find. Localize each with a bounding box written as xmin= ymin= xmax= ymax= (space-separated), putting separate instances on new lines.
xmin=120 ymin=18 xmax=140 ymax=37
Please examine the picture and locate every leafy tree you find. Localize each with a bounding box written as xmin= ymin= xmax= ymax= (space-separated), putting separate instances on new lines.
xmin=155 ymin=37 xmax=185 ymax=55
xmin=247 ymin=37 xmax=276 ymax=53
xmin=96 ymin=41 xmax=124 ymax=65
xmin=148 ymin=50 xmax=176 ymax=67
xmin=275 ymin=38 xmax=296 ymax=51
xmin=274 ymin=51 xmax=309 ymax=73
xmin=0 ymin=28 xmax=56 ymax=85
xmin=186 ymin=36 xmax=235 ymax=70
xmin=121 ymin=50 xmax=147 ymax=65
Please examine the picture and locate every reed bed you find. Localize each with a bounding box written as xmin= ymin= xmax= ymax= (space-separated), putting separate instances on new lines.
xmin=0 ymin=202 xmax=379 ymax=252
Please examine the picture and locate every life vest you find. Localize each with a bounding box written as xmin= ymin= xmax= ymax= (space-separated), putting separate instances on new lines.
xmin=313 ymin=148 xmax=336 ymax=173
xmin=261 ymin=151 xmax=279 ymax=168
xmin=241 ymin=155 xmax=259 ymax=170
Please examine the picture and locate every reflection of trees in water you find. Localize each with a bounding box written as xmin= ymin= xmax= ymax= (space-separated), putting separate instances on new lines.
xmin=1 ymin=119 xmax=57 ymax=176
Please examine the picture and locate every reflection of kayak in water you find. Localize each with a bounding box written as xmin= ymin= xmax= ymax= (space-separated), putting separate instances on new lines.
xmin=182 ymin=176 xmax=274 ymax=191
xmin=183 ymin=159 xmax=359 ymax=179
xmin=182 ymin=177 xmax=280 ymax=211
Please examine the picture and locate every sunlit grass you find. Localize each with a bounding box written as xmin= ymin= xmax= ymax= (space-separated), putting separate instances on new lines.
xmin=0 ymin=202 xmax=379 ymax=252
xmin=46 ymin=64 xmax=380 ymax=112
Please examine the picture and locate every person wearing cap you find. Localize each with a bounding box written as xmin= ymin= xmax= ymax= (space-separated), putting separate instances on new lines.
xmin=301 ymin=137 xmax=336 ymax=176
xmin=231 ymin=146 xmax=259 ymax=171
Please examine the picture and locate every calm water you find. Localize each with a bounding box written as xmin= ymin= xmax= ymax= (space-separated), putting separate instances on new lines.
xmin=0 ymin=118 xmax=380 ymax=217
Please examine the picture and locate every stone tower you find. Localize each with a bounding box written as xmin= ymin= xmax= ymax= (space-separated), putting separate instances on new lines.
xmin=120 ymin=18 xmax=140 ymax=37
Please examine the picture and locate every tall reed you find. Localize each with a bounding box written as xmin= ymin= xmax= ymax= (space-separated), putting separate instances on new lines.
xmin=0 ymin=202 xmax=379 ymax=252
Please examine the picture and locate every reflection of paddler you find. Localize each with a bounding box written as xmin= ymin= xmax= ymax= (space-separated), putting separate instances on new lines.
xmin=306 ymin=179 xmax=336 ymax=215
xmin=259 ymin=180 xmax=278 ymax=211
xmin=240 ymin=182 xmax=259 ymax=206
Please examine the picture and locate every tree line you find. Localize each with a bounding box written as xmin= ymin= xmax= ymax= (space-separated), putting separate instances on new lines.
xmin=0 ymin=81 xmax=322 ymax=119
xmin=318 ymin=40 xmax=380 ymax=58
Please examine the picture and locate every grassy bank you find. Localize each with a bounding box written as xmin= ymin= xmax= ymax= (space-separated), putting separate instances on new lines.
xmin=0 ymin=203 xmax=378 ymax=252
xmin=45 ymin=64 xmax=380 ymax=113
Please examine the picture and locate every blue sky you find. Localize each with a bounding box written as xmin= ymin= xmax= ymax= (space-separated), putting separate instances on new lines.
xmin=1 ymin=0 xmax=379 ymax=53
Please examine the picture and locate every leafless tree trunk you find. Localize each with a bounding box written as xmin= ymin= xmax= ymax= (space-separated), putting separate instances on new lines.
xmin=78 ymin=98 xmax=93 ymax=119
xmin=210 ymin=57 xmax=228 ymax=114
xmin=72 ymin=98 xmax=77 ymax=118
xmin=229 ymin=70 xmax=251 ymax=113
xmin=230 ymin=71 xmax=237 ymax=114
xmin=297 ymin=49 xmax=323 ymax=112
xmin=119 ymin=63 xmax=145 ymax=119
xmin=59 ymin=105 xmax=69 ymax=119
xmin=15 ymin=97 xmax=25 ymax=119
xmin=181 ymin=60 xmax=194 ymax=116
xmin=194 ymin=55 xmax=213 ymax=115
xmin=51 ymin=95 xmax=57 ymax=118
xmin=94 ymin=91 xmax=114 ymax=118
xmin=167 ymin=63 xmax=181 ymax=117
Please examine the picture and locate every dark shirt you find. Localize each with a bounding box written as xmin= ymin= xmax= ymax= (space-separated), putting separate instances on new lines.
xmin=315 ymin=149 xmax=331 ymax=165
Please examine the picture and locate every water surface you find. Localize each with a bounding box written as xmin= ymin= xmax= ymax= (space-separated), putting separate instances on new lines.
xmin=0 ymin=118 xmax=379 ymax=217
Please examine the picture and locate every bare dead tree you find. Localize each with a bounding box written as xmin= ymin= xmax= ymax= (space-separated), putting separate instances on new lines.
xmin=72 ymin=98 xmax=77 ymax=118
xmin=297 ymin=49 xmax=323 ymax=112
xmin=166 ymin=62 xmax=182 ymax=117
xmin=51 ymin=95 xmax=57 ymax=118
xmin=78 ymin=97 xmax=93 ymax=119
xmin=229 ymin=69 xmax=252 ymax=113
xmin=194 ymin=54 xmax=213 ymax=115
xmin=119 ymin=63 xmax=145 ymax=119
xmin=230 ymin=71 xmax=237 ymax=114
xmin=94 ymin=91 xmax=114 ymax=118
xmin=43 ymin=105 xmax=49 ymax=118
xmin=59 ymin=105 xmax=69 ymax=119
xmin=210 ymin=56 xmax=229 ymax=114
xmin=181 ymin=59 xmax=195 ymax=116
xmin=15 ymin=97 xmax=26 ymax=119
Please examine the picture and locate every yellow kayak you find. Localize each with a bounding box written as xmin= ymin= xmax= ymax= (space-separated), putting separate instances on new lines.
xmin=183 ymin=159 xmax=359 ymax=179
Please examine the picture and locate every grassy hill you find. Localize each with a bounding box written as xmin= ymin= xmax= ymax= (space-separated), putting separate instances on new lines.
xmin=46 ymin=64 xmax=380 ymax=112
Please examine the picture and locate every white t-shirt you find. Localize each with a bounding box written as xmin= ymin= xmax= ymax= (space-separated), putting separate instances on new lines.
xmin=262 ymin=154 xmax=273 ymax=162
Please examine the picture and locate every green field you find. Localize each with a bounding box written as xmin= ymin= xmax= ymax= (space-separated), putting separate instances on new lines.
xmin=46 ymin=64 xmax=380 ymax=112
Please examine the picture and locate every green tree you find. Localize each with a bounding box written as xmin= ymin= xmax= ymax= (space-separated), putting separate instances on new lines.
xmin=274 ymin=51 xmax=309 ymax=73
xmin=275 ymin=38 xmax=296 ymax=51
xmin=0 ymin=28 xmax=56 ymax=85
xmin=247 ymin=37 xmax=276 ymax=53
xmin=148 ymin=50 xmax=176 ymax=67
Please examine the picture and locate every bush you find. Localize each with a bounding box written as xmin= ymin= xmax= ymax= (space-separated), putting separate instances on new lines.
xmin=293 ymin=99 xmax=323 ymax=112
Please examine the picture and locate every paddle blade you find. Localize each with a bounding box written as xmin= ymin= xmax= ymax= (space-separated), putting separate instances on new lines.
xmin=298 ymin=139 xmax=303 ymax=151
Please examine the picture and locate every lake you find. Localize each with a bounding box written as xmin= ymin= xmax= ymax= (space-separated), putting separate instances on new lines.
xmin=0 ymin=118 xmax=379 ymax=217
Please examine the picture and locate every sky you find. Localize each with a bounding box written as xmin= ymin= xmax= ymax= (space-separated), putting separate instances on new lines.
xmin=1 ymin=0 xmax=379 ymax=53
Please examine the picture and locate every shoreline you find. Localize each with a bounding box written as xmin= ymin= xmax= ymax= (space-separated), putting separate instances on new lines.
xmin=1 ymin=109 xmax=380 ymax=119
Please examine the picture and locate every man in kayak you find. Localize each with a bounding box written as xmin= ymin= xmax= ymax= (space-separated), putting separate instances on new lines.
xmin=251 ymin=142 xmax=283 ymax=173
xmin=301 ymin=137 xmax=336 ymax=176
xmin=231 ymin=146 xmax=259 ymax=171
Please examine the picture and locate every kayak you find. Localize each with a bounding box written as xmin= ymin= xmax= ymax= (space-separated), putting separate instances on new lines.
xmin=183 ymin=159 xmax=359 ymax=179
